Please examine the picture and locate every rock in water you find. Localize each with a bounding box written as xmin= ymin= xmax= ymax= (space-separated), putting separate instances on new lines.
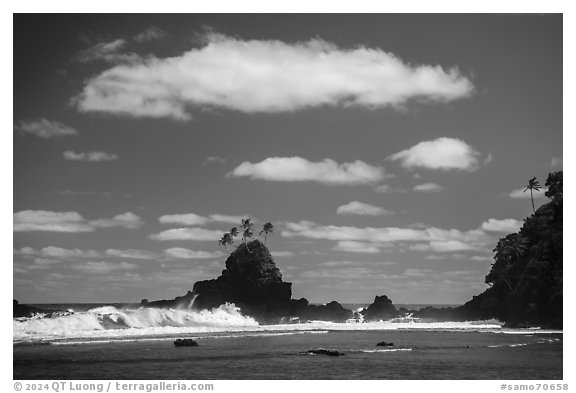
xmin=174 ymin=339 xmax=198 ymax=347
xmin=192 ymin=240 xmax=292 ymax=321
xmin=306 ymin=349 xmax=344 ymax=356
xmin=361 ymin=295 xmax=399 ymax=321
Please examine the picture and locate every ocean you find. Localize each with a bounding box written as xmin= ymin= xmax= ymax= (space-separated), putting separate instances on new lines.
xmin=13 ymin=303 xmax=563 ymax=380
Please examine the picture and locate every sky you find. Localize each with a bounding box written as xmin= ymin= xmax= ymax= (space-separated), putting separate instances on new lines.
xmin=12 ymin=14 xmax=563 ymax=305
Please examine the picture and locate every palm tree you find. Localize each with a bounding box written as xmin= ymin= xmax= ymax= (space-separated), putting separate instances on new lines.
xmin=260 ymin=222 xmax=274 ymax=243
xmin=242 ymin=227 xmax=254 ymax=253
xmin=241 ymin=218 xmax=254 ymax=231
xmin=524 ymin=177 xmax=542 ymax=213
xmin=218 ymin=233 xmax=233 ymax=250
xmin=229 ymin=227 xmax=240 ymax=242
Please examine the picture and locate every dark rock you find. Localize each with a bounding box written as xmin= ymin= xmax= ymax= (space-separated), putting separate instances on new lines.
xmin=361 ymin=295 xmax=399 ymax=321
xmin=296 ymin=301 xmax=353 ymax=322
xmin=376 ymin=341 xmax=394 ymax=347
xmin=142 ymin=291 xmax=196 ymax=309
xmin=13 ymin=300 xmax=55 ymax=318
xmin=192 ymin=240 xmax=292 ymax=321
xmin=306 ymin=349 xmax=344 ymax=356
xmin=174 ymin=339 xmax=198 ymax=347
xmin=412 ymin=306 xmax=467 ymax=322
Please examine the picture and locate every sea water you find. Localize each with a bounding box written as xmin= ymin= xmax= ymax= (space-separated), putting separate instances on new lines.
xmin=13 ymin=303 xmax=563 ymax=380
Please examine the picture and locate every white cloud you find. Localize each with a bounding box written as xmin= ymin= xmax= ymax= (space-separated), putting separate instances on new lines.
xmin=158 ymin=213 xmax=245 ymax=226
xmin=282 ymin=220 xmax=493 ymax=253
xmin=388 ymin=137 xmax=482 ymax=171
xmin=150 ymin=227 xmax=222 ymax=241
xmin=336 ymin=201 xmax=390 ymax=216
xmin=63 ymin=151 xmax=119 ymax=162
xmin=159 ymin=213 xmax=209 ymax=226
xmin=133 ymin=26 xmax=169 ymax=43
xmin=230 ymin=156 xmax=385 ymax=185
xmin=481 ymin=218 xmax=523 ymax=233
xmin=14 ymin=210 xmax=94 ymax=232
xmin=374 ymin=185 xmax=393 ymax=193
xmin=164 ymin=248 xmax=223 ymax=259
xmin=27 ymin=258 xmax=62 ymax=270
xmin=74 ymin=34 xmax=473 ymax=120
xmin=470 ymin=255 xmax=493 ymax=262
xmin=203 ymin=156 xmax=227 ymax=166
xmin=428 ymin=240 xmax=479 ymax=252
xmin=208 ymin=214 xmax=245 ymax=224
xmin=90 ymin=212 xmax=144 ymax=229
xmin=13 ymin=210 xmax=143 ymax=232
xmin=549 ymin=157 xmax=562 ymax=167
xmin=16 ymin=246 xmax=101 ymax=258
xmin=76 ymin=39 xmax=138 ymax=64
xmin=508 ymin=188 xmax=548 ymax=199
xmin=105 ymin=249 xmax=158 ymax=260
xmin=14 ymin=119 xmax=78 ymax=138
xmin=271 ymin=251 xmax=295 ymax=258
xmin=414 ymin=183 xmax=443 ymax=192
xmin=333 ymin=240 xmax=382 ymax=254
xmin=73 ymin=261 xmax=138 ymax=274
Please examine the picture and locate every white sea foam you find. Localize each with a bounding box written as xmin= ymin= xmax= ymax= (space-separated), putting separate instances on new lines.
xmin=14 ymin=303 xmax=258 ymax=341
xmin=359 ymin=348 xmax=413 ymax=353
xmin=15 ymin=304 xmax=562 ymax=345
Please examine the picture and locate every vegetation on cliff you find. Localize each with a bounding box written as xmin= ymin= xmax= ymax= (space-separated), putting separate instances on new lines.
xmin=460 ymin=171 xmax=563 ymax=328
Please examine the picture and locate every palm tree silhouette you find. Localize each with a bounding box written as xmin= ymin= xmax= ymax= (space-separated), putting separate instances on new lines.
xmin=524 ymin=177 xmax=542 ymax=213
xmin=241 ymin=218 xmax=255 ymax=253
xmin=218 ymin=233 xmax=233 ymax=250
xmin=260 ymin=222 xmax=274 ymax=243
xmin=229 ymin=227 xmax=240 ymax=242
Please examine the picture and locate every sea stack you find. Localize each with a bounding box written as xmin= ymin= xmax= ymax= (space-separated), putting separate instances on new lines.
xmin=192 ymin=239 xmax=293 ymax=321
xmin=361 ymin=295 xmax=399 ymax=321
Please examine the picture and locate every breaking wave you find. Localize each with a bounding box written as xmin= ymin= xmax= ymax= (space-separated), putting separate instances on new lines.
xmin=14 ymin=303 xmax=258 ymax=341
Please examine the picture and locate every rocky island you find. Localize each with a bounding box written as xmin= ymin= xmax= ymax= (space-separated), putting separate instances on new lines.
xmin=139 ymin=171 xmax=562 ymax=328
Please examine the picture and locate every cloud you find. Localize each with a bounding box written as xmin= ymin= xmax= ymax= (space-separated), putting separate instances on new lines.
xmin=63 ymin=151 xmax=119 ymax=162
xmin=374 ymin=185 xmax=393 ymax=193
xmin=76 ymin=39 xmax=138 ymax=64
xmin=230 ymin=156 xmax=385 ymax=185
xmin=282 ymin=220 xmax=493 ymax=253
xmin=414 ymin=182 xmax=444 ymax=192
xmin=90 ymin=212 xmax=144 ymax=229
xmin=27 ymin=258 xmax=62 ymax=270
xmin=549 ymin=157 xmax=563 ymax=167
xmin=14 ymin=210 xmax=94 ymax=232
xmin=480 ymin=218 xmax=523 ymax=233
xmin=388 ymin=137 xmax=483 ymax=171
xmin=150 ymin=227 xmax=223 ymax=241
xmin=159 ymin=213 xmax=209 ymax=226
xmin=336 ymin=201 xmax=390 ymax=216
xmin=271 ymin=251 xmax=295 ymax=258
xmin=158 ymin=213 xmax=245 ymax=226
xmin=16 ymin=246 xmax=101 ymax=258
xmin=73 ymin=261 xmax=138 ymax=274
xmin=333 ymin=240 xmax=382 ymax=254
xmin=14 ymin=210 xmax=143 ymax=232
xmin=164 ymin=247 xmax=223 ymax=259
xmin=319 ymin=260 xmax=396 ymax=267
xmin=133 ymin=26 xmax=169 ymax=43
xmin=427 ymin=240 xmax=480 ymax=252
xmin=209 ymin=214 xmax=245 ymax=224
xmin=203 ymin=156 xmax=228 ymax=166
xmin=508 ymin=187 xmax=548 ymax=199
xmin=14 ymin=118 xmax=78 ymax=138
xmin=73 ymin=33 xmax=473 ymax=120
xmin=105 ymin=249 xmax=158 ymax=260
